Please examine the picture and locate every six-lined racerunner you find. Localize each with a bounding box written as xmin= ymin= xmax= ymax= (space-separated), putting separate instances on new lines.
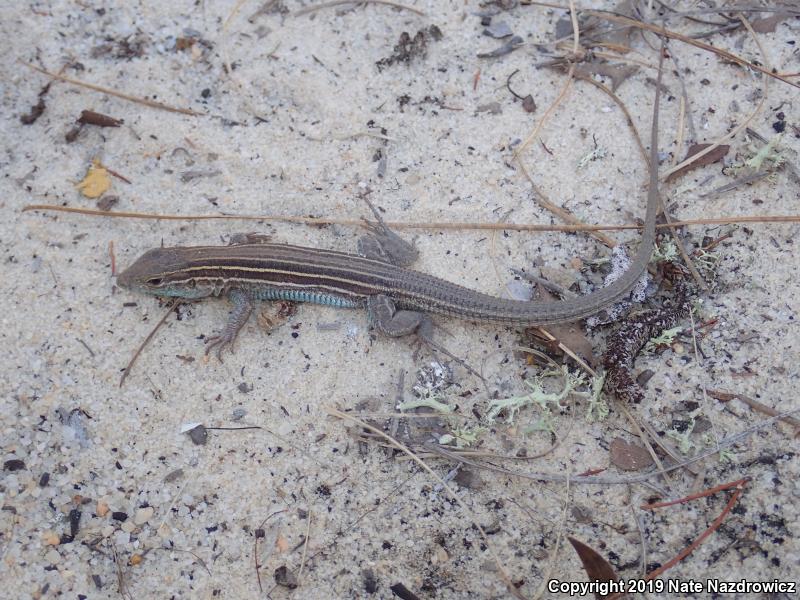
xmin=116 ymin=61 xmax=664 ymax=359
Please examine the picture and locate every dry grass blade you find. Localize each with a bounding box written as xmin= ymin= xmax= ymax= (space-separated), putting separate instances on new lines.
xmin=660 ymin=13 xmax=770 ymax=182
xmin=294 ymin=0 xmax=426 ymax=16
xmin=616 ymin=402 xmax=674 ymax=488
xmin=296 ymin=510 xmax=312 ymax=583
xmin=22 ymin=203 xmax=800 ymax=232
xmin=604 ymin=480 xmax=748 ymax=600
xmin=666 ymin=144 xmax=731 ymax=182
xmin=573 ymin=67 xmax=707 ymax=288
xmin=582 ymin=11 xmax=799 ymax=89
xmin=515 ymin=159 xmax=617 ymax=248
xmin=708 ymin=389 xmax=800 ymax=432
xmin=641 ymin=477 xmax=749 ymax=509
xmin=22 ymin=62 xmax=202 ymax=116
xmin=119 ymin=300 xmax=181 ymax=387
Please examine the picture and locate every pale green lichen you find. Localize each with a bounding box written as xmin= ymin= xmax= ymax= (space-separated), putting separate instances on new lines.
xmin=645 ymin=326 xmax=684 ymax=353
xmin=439 ymin=426 xmax=487 ymax=449
xmin=487 ymin=366 xmax=586 ymax=424
xmin=666 ymin=408 xmax=702 ymax=454
xmin=487 ymin=366 xmax=608 ymax=429
xmin=693 ymin=248 xmax=721 ymax=280
xmin=585 ymin=373 xmax=609 ymax=421
xmin=717 ymin=448 xmax=735 ymax=463
xmin=577 ymin=146 xmax=607 ymax=169
xmin=398 ymin=396 xmax=453 ymax=413
xmin=652 ymin=240 xmax=679 ymax=264
xmin=701 ymin=434 xmax=734 ymax=463
xmin=744 ymin=133 xmax=784 ymax=172
xmin=521 ymin=415 xmax=556 ymax=435
xmin=727 ymin=133 xmax=785 ymax=178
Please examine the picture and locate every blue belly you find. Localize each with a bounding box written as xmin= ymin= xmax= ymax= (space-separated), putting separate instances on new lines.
xmin=253 ymin=288 xmax=360 ymax=308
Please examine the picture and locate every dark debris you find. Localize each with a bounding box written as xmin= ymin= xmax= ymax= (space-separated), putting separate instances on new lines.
xmin=20 ymin=82 xmax=51 ymax=125
xmin=477 ymin=35 xmax=523 ymax=59
xmin=376 ymin=26 xmax=442 ymax=71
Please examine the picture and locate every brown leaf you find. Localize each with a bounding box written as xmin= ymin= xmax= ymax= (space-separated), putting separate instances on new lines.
xmin=575 ymin=62 xmax=638 ymax=91
xmin=528 ymin=286 xmax=597 ymax=366
xmin=77 ymin=110 xmax=123 ymax=127
xmin=274 ymin=565 xmax=298 ymax=589
xmin=522 ymin=95 xmax=536 ymax=113
xmin=96 ymin=195 xmax=119 ymax=212
xmin=20 ymin=82 xmax=51 ymax=125
xmin=751 ymin=13 xmax=790 ymax=34
xmin=567 ymin=537 xmax=623 ymax=600
xmin=609 ymin=437 xmax=653 ymax=471
xmin=666 ymin=143 xmax=730 ymax=182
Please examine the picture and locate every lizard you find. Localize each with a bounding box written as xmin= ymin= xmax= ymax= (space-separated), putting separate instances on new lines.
xmin=116 ymin=57 xmax=665 ymax=361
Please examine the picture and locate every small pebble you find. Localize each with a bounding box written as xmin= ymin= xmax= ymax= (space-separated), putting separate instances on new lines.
xmin=187 ymin=424 xmax=208 ymax=446
xmin=163 ymin=469 xmax=184 ymax=483
xmin=114 ymin=530 xmax=130 ymax=545
xmin=431 ymin=545 xmax=449 ymax=565
xmin=134 ymin=506 xmax=154 ymax=525
xmin=120 ymin=521 xmax=135 ymax=533
xmin=483 ymin=21 xmax=513 ymax=39
xmin=42 ymin=531 xmax=60 ymax=546
xmin=4 ymin=459 xmax=25 ymax=472
xmin=96 ymin=500 xmax=109 ymax=517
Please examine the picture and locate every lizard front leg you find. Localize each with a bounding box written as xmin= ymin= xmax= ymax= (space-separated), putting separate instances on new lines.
xmin=205 ymin=289 xmax=253 ymax=361
xmin=357 ymin=198 xmax=419 ymax=267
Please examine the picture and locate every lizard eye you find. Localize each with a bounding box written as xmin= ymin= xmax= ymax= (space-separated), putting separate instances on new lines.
xmin=146 ymin=277 xmax=163 ymax=286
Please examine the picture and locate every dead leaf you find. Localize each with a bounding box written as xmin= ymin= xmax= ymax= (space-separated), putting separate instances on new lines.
xmin=483 ymin=21 xmax=513 ymax=39
xmin=77 ymin=110 xmax=123 ymax=127
xmin=96 ymin=195 xmax=119 ymax=212
xmin=476 ymin=102 xmax=502 ymax=115
xmin=477 ymin=35 xmax=524 ymax=59
xmin=274 ymin=565 xmax=298 ymax=589
xmin=75 ymin=159 xmax=112 ymax=198
xmin=567 ymin=537 xmax=623 ymax=600
xmin=522 ymin=95 xmax=536 ymax=113
xmin=257 ymin=303 xmax=295 ymax=331
xmin=609 ymin=437 xmax=653 ymax=471
xmin=21 ymin=82 xmax=51 ymax=125
xmin=527 ymin=286 xmax=597 ymax=366
xmin=575 ymin=62 xmax=638 ymax=91
xmin=751 ymin=13 xmax=790 ymax=34
xmin=666 ymin=143 xmax=730 ymax=182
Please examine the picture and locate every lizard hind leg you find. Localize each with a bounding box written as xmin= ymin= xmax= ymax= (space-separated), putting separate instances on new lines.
xmin=366 ymin=295 xmax=484 ymax=382
xmin=366 ymin=294 xmax=430 ymax=337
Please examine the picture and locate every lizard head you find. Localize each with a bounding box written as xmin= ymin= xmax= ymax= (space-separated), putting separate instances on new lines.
xmin=116 ymin=247 xmax=216 ymax=299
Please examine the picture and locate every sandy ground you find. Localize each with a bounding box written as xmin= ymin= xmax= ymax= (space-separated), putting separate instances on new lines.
xmin=1 ymin=1 xmax=799 ymax=599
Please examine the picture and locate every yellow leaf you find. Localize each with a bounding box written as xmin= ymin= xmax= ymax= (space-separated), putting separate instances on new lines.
xmin=75 ymin=159 xmax=111 ymax=198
